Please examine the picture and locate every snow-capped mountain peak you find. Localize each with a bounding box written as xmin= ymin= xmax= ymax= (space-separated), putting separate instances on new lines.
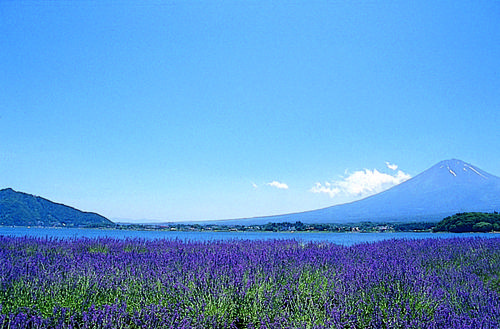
xmin=231 ymin=159 xmax=500 ymax=225
xmin=435 ymin=159 xmax=491 ymax=181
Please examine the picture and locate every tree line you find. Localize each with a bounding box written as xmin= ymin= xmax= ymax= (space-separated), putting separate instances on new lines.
xmin=432 ymin=212 xmax=500 ymax=233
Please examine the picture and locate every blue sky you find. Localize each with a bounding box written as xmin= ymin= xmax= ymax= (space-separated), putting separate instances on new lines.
xmin=1 ymin=1 xmax=499 ymax=221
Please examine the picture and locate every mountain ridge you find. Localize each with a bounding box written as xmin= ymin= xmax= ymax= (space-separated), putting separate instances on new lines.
xmin=2 ymin=159 xmax=499 ymax=227
xmin=214 ymin=159 xmax=500 ymax=225
xmin=0 ymin=188 xmax=113 ymax=227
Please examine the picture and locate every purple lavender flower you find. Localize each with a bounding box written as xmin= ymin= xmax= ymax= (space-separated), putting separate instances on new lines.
xmin=0 ymin=236 xmax=499 ymax=328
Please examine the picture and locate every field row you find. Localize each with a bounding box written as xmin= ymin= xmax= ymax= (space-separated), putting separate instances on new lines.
xmin=1 ymin=236 xmax=499 ymax=328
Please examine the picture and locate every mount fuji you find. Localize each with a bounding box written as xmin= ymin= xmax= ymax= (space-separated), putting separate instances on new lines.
xmin=228 ymin=159 xmax=500 ymax=225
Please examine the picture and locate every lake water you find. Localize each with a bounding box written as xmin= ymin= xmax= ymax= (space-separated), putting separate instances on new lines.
xmin=0 ymin=227 xmax=498 ymax=246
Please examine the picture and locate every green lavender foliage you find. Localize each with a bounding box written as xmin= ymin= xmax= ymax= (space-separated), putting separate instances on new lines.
xmin=0 ymin=236 xmax=499 ymax=328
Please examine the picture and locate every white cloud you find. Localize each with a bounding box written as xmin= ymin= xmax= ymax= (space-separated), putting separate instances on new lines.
xmin=252 ymin=182 xmax=258 ymax=189
xmin=385 ymin=161 xmax=398 ymax=171
xmin=266 ymin=181 xmax=289 ymax=189
xmin=311 ymin=166 xmax=411 ymax=198
xmin=310 ymin=182 xmax=341 ymax=198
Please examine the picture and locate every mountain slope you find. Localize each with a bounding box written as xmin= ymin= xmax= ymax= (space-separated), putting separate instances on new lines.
xmin=0 ymin=188 xmax=114 ymax=227
xmin=227 ymin=159 xmax=500 ymax=225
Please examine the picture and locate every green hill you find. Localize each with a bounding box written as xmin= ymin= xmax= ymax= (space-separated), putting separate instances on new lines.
xmin=0 ymin=188 xmax=114 ymax=227
xmin=433 ymin=212 xmax=500 ymax=233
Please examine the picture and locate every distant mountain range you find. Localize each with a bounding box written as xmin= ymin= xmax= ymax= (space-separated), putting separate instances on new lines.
xmin=0 ymin=188 xmax=113 ymax=227
xmin=216 ymin=159 xmax=500 ymax=225
xmin=2 ymin=159 xmax=499 ymax=227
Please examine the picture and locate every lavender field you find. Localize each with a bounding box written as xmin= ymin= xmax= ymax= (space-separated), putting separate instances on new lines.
xmin=1 ymin=236 xmax=499 ymax=328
